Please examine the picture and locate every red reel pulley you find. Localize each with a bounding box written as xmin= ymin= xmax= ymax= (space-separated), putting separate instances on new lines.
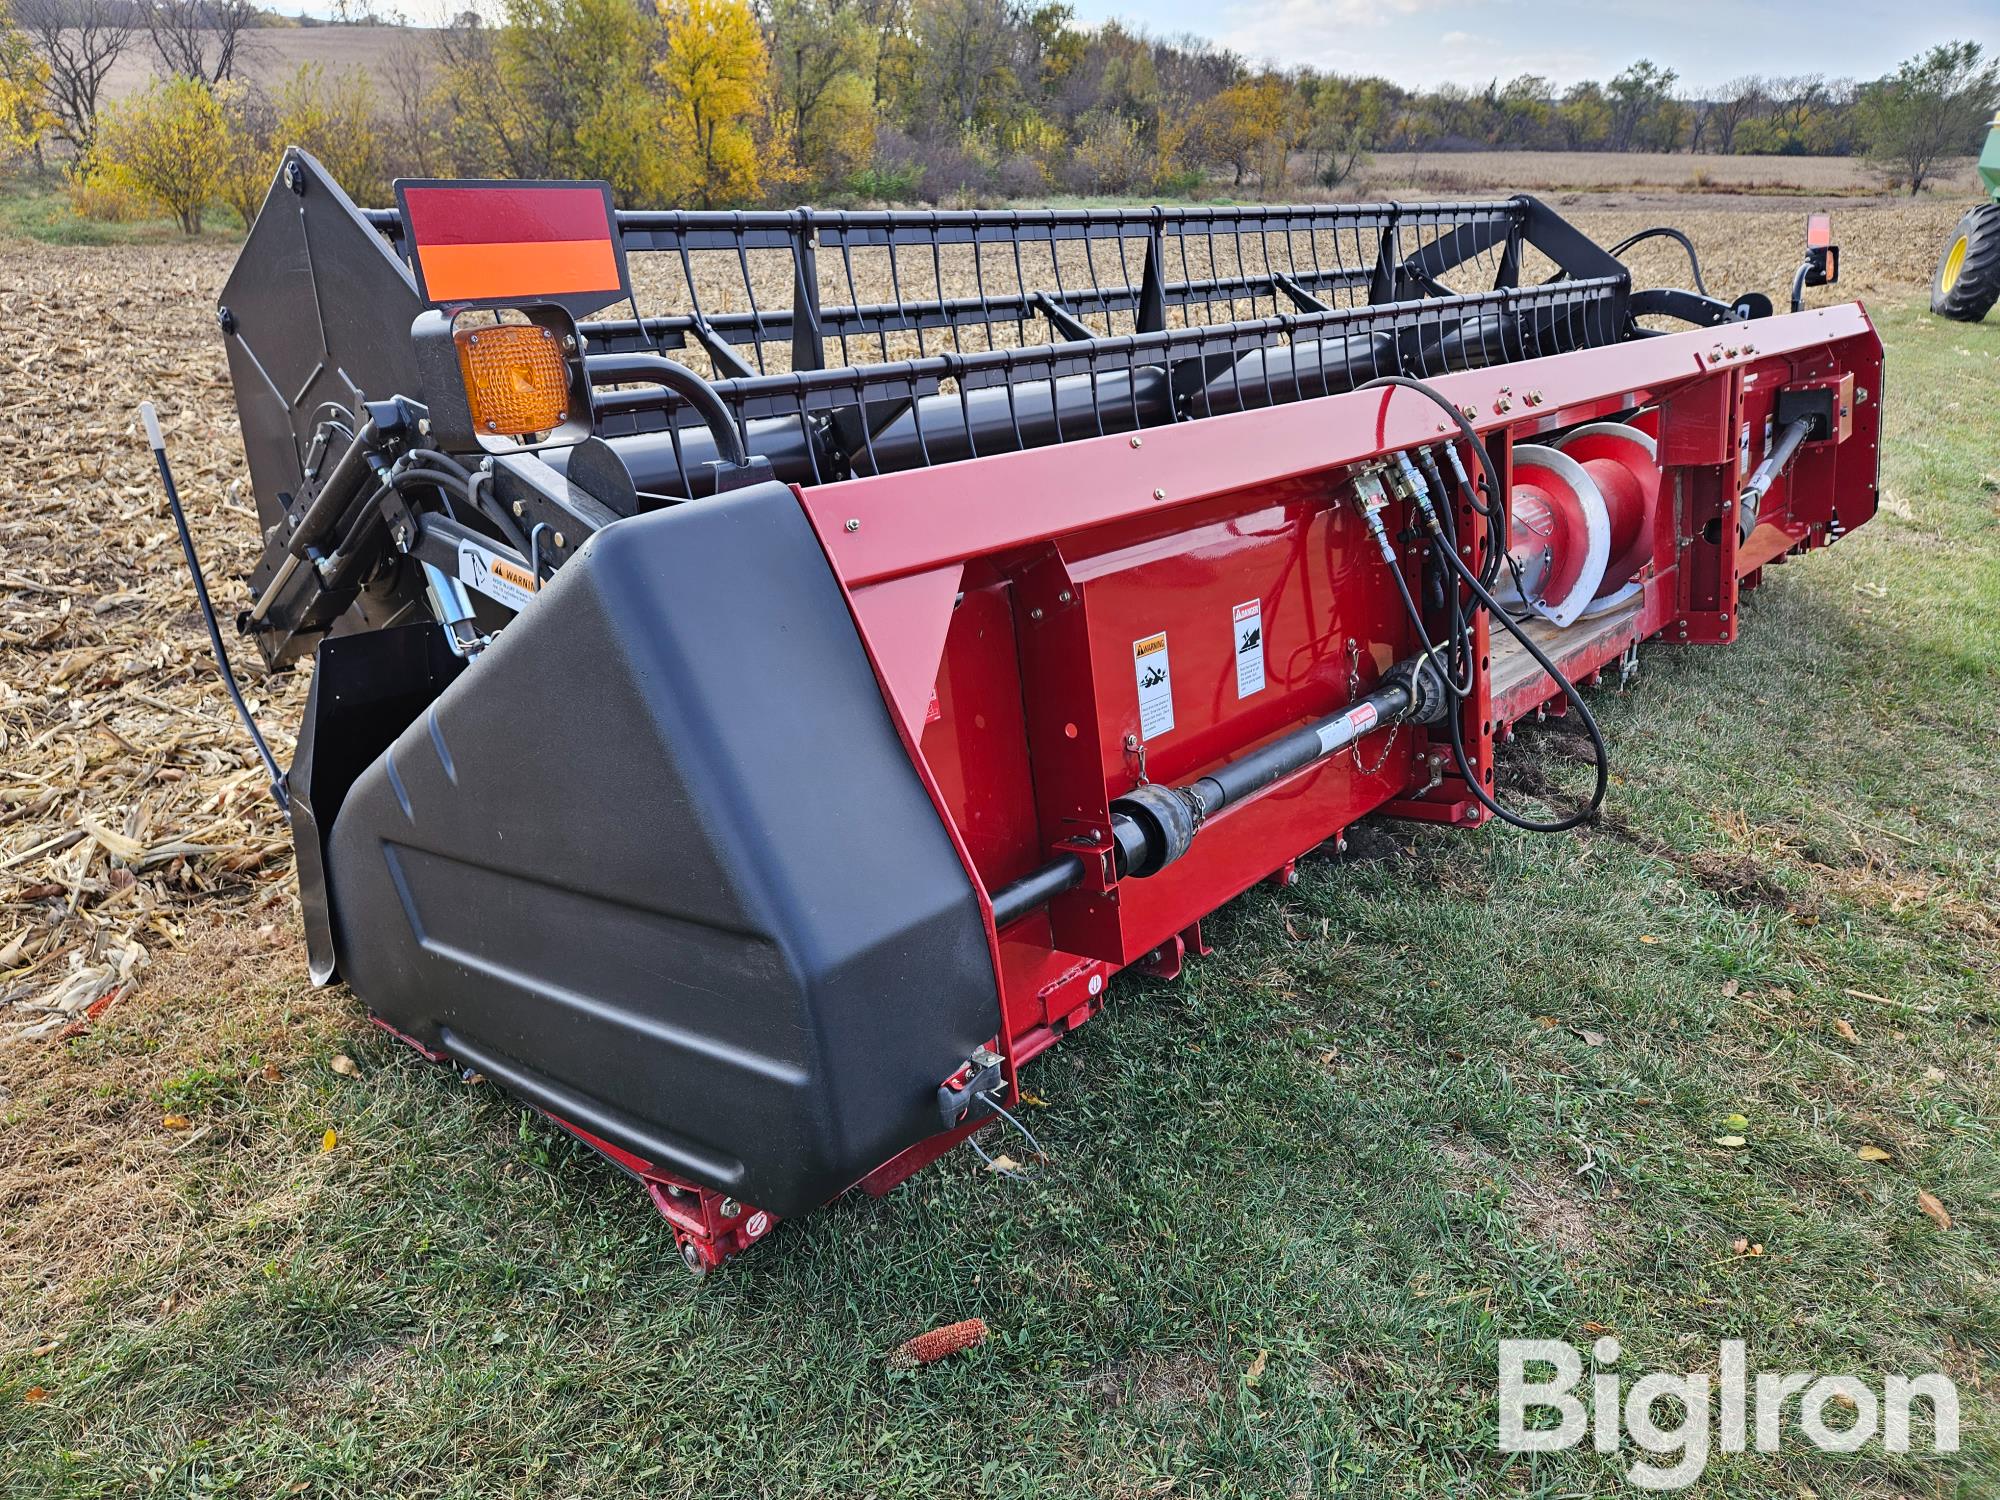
xmin=1500 ymin=422 xmax=1661 ymax=627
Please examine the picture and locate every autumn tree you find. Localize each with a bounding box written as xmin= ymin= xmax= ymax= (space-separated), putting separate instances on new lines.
xmin=0 ymin=15 xmax=56 ymax=173
xmin=903 ymin=0 xmax=1020 ymax=134
xmin=440 ymin=0 xmax=664 ymax=203
xmin=1706 ymin=76 xmax=1764 ymax=154
xmin=1606 ymin=60 xmax=1675 ymax=151
xmin=275 ymin=63 xmax=387 ymax=203
xmin=214 ymin=80 xmax=274 ymax=227
xmin=657 ymin=0 xmax=771 ymax=206
xmin=764 ymin=0 xmax=877 ymax=188
xmin=12 ymin=0 xmax=137 ymax=150
xmin=92 ymin=77 xmax=228 ymax=232
xmin=1555 ymin=81 xmax=1611 ymax=149
xmin=1860 ymin=42 xmax=2000 ymax=195
xmin=1190 ymin=75 xmax=1293 ymax=191
xmin=1305 ymin=74 xmax=1388 ymax=189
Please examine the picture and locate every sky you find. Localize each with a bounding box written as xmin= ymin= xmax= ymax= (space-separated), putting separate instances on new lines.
xmin=1066 ymin=0 xmax=2000 ymax=91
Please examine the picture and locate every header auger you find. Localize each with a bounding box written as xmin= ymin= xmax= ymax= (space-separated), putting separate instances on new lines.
xmin=202 ymin=149 xmax=1881 ymax=1272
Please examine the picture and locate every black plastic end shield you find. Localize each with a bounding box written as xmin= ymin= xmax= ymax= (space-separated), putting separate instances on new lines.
xmin=322 ymin=482 xmax=1000 ymax=1216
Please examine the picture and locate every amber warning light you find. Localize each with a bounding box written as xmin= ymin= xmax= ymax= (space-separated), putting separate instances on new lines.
xmin=456 ymin=322 xmax=572 ymax=438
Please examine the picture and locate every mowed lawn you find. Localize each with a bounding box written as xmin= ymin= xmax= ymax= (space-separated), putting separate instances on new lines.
xmin=2 ymin=301 xmax=1996 ymax=1498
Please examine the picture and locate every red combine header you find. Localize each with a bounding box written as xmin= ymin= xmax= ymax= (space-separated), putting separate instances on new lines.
xmin=192 ymin=152 xmax=1880 ymax=1272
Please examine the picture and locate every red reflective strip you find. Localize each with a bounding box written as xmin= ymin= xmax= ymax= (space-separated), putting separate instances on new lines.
xmin=403 ymin=185 xmax=612 ymax=248
xmin=416 ymin=238 xmax=622 ymax=302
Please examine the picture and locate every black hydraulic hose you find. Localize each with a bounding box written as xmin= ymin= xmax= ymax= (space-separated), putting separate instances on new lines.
xmin=141 ymin=403 xmax=289 ymax=812
xmin=398 ymin=463 xmax=531 ymax=556
xmin=1355 ymin=375 xmax=1610 ymax=833
xmin=1605 ymin=227 xmax=1709 ymax=297
xmin=1431 ymin=541 xmax=1609 ymax=832
xmin=585 ymin=352 xmax=748 ymax=468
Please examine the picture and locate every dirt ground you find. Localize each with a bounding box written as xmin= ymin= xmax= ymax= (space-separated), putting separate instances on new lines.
xmin=0 ymin=192 xmax=1973 ymax=1309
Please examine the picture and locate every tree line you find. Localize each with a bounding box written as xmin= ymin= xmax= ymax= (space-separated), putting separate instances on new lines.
xmin=1 ymin=0 xmax=1994 ymax=231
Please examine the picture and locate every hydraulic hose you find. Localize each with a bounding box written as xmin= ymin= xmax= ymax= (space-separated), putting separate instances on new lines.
xmin=1354 ymin=375 xmax=1610 ymax=833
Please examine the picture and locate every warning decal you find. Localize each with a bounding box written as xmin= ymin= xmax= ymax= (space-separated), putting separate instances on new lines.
xmin=1232 ymin=600 xmax=1265 ymax=698
xmin=457 ymin=538 xmax=539 ymax=612
xmin=1132 ymin=631 xmax=1175 ymax=738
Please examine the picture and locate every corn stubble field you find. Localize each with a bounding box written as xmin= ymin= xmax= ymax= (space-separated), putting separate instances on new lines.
xmin=1 ymin=188 xmax=1997 ymax=1496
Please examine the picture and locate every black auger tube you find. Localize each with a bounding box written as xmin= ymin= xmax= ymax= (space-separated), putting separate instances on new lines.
xmin=986 ymin=669 xmax=1429 ymax=928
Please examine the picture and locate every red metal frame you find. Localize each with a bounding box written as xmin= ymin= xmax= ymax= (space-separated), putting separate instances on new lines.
xmin=384 ymin=304 xmax=1884 ymax=1268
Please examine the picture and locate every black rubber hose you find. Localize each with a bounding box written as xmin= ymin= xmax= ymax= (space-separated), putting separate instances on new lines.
xmin=1354 ymin=375 xmax=1610 ymax=833
xmin=1432 ymin=542 xmax=1609 ymax=832
xmin=1605 ymin=227 xmax=1709 ymax=297
xmin=142 ymin=404 xmax=289 ymax=812
xmin=397 ymin=464 xmax=531 ymax=556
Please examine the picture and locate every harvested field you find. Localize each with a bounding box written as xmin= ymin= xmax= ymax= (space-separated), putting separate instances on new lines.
xmin=0 ymin=195 xmax=1973 ymax=1302
xmin=1358 ymin=148 xmax=1983 ymax=200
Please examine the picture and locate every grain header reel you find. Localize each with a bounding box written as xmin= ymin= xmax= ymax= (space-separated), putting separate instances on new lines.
xmin=201 ymin=150 xmax=1881 ymax=1271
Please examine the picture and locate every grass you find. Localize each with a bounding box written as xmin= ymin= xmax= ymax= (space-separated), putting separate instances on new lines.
xmin=0 ymin=178 xmax=244 ymax=247
xmin=2 ymin=300 xmax=1997 ymax=1498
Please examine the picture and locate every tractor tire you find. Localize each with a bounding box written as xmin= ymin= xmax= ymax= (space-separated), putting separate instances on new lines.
xmin=1932 ymin=203 xmax=2000 ymax=323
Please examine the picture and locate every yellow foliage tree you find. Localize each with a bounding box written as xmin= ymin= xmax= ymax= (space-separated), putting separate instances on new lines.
xmin=0 ymin=16 xmax=55 ymax=170
xmin=655 ymin=0 xmax=770 ymax=207
xmin=441 ymin=0 xmax=666 ymax=205
xmin=275 ymin=63 xmax=386 ymax=204
xmin=764 ymin=0 xmax=876 ymax=189
xmin=215 ymin=80 xmax=276 ymax=230
xmin=90 ymin=78 xmax=228 ymax=233
xmin=1190 ymin=78 xmax=1297 ymax=193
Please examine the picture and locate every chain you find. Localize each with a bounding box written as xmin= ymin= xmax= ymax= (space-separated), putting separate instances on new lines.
xmin=1347 ymin=639 xmax=1401 ymax=776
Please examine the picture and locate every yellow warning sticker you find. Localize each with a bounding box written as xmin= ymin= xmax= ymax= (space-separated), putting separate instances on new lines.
xmin=1132 ymin=630 xmax=1174 ymax=737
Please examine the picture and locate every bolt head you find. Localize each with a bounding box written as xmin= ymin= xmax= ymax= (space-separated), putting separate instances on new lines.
xmin=719 ymin=1197 xmax=741 ymax=1219
xmin=552 ymin=532 xmax=565 ymax=548
xmin=680 ymin=1242 xmax=707 ymax=1277
xmin=844 ymin=518 xmax=860 ymax=532
xmin=1152 ymin=487 xmax=1166 ymax=500
xmin=511 ymin=501 xmax=526 ymax=518
xmin=1129 ymin=435 xmax=1143 ymax=448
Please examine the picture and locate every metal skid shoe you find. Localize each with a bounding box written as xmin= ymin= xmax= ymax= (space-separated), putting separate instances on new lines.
xmin=371 ymin=1011 xmax=778 ymax=1275
xmin=643 ymin=1175 xmax=780 ymax=1277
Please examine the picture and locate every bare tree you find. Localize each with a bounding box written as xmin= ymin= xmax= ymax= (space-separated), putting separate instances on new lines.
xmin=1705 ymin=76 xmax=1763 ymax=154
xmin=908 ymin=0 xmax=1019 ymax=133
xmin=144 ymin=0 xmax=261 ymax=86
xmin=381 ymin=26 xmax=450 ymax=177
xmin=13 ymin=0 xmax=139 ymax=150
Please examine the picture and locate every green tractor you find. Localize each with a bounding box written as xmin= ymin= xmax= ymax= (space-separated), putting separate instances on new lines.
xmin=1932 ymin=112 xmax=2000 ymax=322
